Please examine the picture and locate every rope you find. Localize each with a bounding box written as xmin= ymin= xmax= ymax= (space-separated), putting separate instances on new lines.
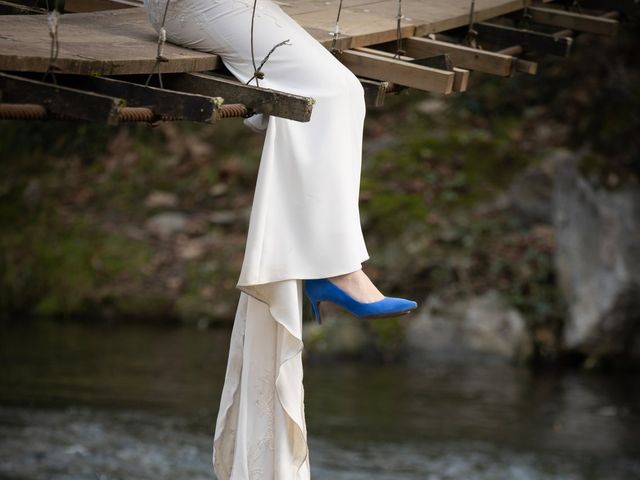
xmin=248 ymin=0 xmax=260 ymax=84
xmin=392 ymin=0 xmax=405 ymax=58
xmin=42 ymin=9 xmax=60 ymax=84
xmin=463 ymin=0 xmax=478 ymax=48
xmin=330 ymin=0 xmax=344 ymax=54
xmin=520 ymin=0 xmax=532 ymax=29
xmin=245 ymin=0 xmax=291 ymax=86
xmin=569 ymin=0 xmax=583 ymax=14
xmin=245 ymin=38 xmax=292 ymax=86
xmin=145 ymin=0 xmax=171 ymax=88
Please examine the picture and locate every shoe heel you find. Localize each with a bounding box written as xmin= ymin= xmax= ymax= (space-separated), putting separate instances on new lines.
xmin=310 ymin=300 xmax=322 ymax=325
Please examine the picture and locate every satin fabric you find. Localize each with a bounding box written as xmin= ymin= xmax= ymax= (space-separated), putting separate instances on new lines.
xmin=142 ymin=0 xmax=370 ymax=477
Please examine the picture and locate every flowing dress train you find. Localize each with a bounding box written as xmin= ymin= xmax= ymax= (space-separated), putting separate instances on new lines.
xmin=142 ymin=0 xmax=370 ymax=477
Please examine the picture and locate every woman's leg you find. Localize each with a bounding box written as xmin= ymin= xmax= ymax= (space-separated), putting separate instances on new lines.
xmin=142 ymin=1 xmax=371 ymax=478
xmin=145 ymin=0 xmax=371 ymax=287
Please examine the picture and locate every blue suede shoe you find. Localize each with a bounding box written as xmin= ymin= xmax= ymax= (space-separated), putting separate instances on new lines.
xmin=303 ymin=278 xmax=418 ymax=324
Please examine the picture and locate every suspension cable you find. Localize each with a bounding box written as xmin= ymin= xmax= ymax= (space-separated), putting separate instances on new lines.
xmin=245 ymin=0 xmax=291 ymax=87
xmin=392 ymin=0 xmax=406 ymax=58
xmin=463 ymin=0 xmax=478 ymax=48
xmin=144 ymin=0 xmax=171 ymax=87
xmin=330 ymin=0 xmax=344 ymax=54
xmin=42 ymin=8 xmax=60 ymax=84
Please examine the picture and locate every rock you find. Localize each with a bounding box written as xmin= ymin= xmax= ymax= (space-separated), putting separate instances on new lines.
xmin=552 ymin=152 xmax=640 ymax=358
xmin=508 ymin=154 xmax=559 ymax=225
xmin=406 ymin=291 xmax=531 ymax=364
xmin=208 ymin=183 xmax=229 ymax=197
xmin=144 ymin=190 xmax=178 ymax=209
xmin=175 ymin=233 xmax=220 ymax=260
xmin=145 ymin=212 xmax=189 ymax=239
xmin=416 ymin=98 xmax=447 ymax=115
xmin=22 ymin=178 xmax=42 ymax=209
xmin=208 ymin=210 xmax=239 ymax=225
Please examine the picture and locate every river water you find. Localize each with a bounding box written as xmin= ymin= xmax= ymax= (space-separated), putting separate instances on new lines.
xmin=0 ymin=318 xmax=638 ymax=480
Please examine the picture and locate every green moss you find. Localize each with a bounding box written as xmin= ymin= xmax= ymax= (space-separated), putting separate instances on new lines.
xmin=0 ymin=211 xmax=154 ymax=319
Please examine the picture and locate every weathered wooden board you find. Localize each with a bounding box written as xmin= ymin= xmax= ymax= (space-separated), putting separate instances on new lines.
xmin=0 ymin=0 xmax=549 ymax=74
xmin=0 ymin=9 xmax=219 ymax=74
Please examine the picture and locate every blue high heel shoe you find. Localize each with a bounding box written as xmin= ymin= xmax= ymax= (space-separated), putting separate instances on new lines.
xmin=303 ymin=278 xmax=418 ymax=324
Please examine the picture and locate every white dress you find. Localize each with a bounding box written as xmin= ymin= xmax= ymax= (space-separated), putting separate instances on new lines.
xmin=142 ymin=0 xmax=370 ymax=477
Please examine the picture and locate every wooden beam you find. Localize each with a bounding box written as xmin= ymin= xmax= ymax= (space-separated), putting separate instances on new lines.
xmin=411 ymin=53 xmax=454 ymax=71
xmin=0 ymin=0 xmax=45 ymax=14
xmin=0 ymin=72 xmax=124 ymax=124
xmin=54 ymin=74 xmax=223 ymax=123
xmin=353 ymin=46 xmax=469 ymax=93
xmin=572 ymin=0 xmax=639 ymax=18
xmin=474 ymin=22 xmax=573 ymax=57
xmin=334 ymin=49 xmax=455 ymax=95
xmin=528 ymin=6 xmax=619 ymax=36
xmin=64 ymin=0 xmax=141 ymax=12
xmin=0 ymin=9 xmax=220 ymax=75
xmin=374 ymin=36 xmax=518 ymax=77
xmin=496 ymin=46 xmax=538 ymax=74
xmin=159 ymin=72 xmax=315 ymax=122
xmin=359 ymin=78 xmax=390 ymax=108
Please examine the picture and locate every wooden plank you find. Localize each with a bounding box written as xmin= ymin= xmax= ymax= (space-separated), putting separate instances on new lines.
xmin=0 ymin=0 xmax=45 ymax=14
xmin=336 ymin=48 xmax=455 ymax=94
xmin=64 ymin=0 xmax=141 ymax=12
xmin=354 ymin=46 xmax=469 ymax=92
xmin=160 ymin=72 xmax=315 ymax=122
xmin=295 ymin=0 xmax=529 ymax=47
xmin=53 ymin=74 xmax=223 ymax=123
xmin=474 ymin=22 xmax=573 ymax=57
xmin=495 ymin=45 xmax=538 ymax=74
xmin=0 ymin=1 xmax=545 ymax=75
xmin=374 ymin=36 xmax=517 ymax=76
xmin=0 ymin=9 xmax=219 ymax=74
xmin=527 ymin=6 xmax=619 ymax=36
xmin=0 ymin=72 xmax=124 ymax=124
xmin=571 ymin=0 xmax=639 ymax=18
xmin=359 ymin=77 xmax=389 ymax=107
xmin=0 ymin=0 xmax=587 ymax=78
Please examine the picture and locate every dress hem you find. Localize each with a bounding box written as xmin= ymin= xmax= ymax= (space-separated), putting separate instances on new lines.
xmin=234 ymin=253 xmax=371 ymax=293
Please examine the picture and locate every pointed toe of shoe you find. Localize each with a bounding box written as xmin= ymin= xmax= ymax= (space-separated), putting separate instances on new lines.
xmin=384 ymin=296 xmax=418 ymax=313
xmin=362 ymin=296 xmax=417 ymax=318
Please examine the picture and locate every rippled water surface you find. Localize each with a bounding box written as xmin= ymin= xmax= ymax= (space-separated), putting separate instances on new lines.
xmin=0 ymin=319 xmax=638 ymax=480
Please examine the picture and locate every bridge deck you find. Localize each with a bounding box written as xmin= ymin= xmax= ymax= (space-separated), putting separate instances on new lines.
xmin=0 ymin=0 xmax=528 ymax=74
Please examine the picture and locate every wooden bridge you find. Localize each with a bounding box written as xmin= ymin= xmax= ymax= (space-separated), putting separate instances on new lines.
xmin=0 ymin=0 xmax=633 ymax=124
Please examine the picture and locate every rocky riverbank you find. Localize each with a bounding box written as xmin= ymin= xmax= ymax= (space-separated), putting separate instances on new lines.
xmin=1 ymin=23 xmax=638 ymax=368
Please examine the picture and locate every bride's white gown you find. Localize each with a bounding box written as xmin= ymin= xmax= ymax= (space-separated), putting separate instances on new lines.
xmin=142 ymin=0 xmax=370 ymax=477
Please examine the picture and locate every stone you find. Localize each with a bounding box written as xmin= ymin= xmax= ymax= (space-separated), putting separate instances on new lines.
xmin=552 ymin=152 xmax=640 ymax=358
xmin=508 ymin=154 xmax=559 ymax=225
xmin=405 ymin=291 xmax=531 ymax=364
xmin=144 ymin=211 xmax=189 ymax=239
xmin=208 ymin=210 xmax=238 ymax=225
xmin=416 ymin=98 xmax=447 ymax=115
xmin=144 ymin=190 xmax=178 ymax=209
